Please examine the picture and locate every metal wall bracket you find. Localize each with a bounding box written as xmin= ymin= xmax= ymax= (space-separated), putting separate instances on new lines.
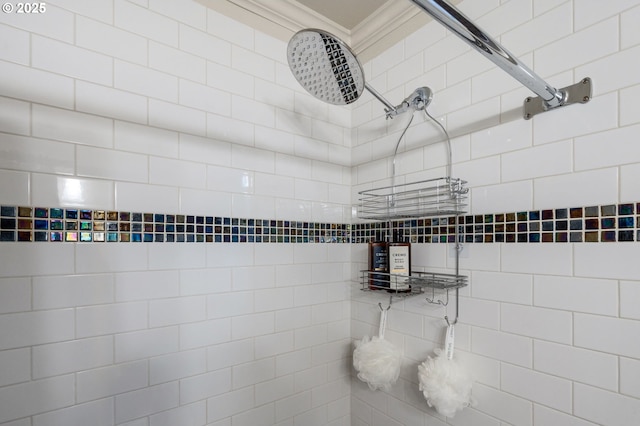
xmin=523 ymin=77 xmax=593 ymax=120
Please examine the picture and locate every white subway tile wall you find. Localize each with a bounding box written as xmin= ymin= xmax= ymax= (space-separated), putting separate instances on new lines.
xmin=349 ymin=1 xmax=640 ymax=426
xmin=0 ymin=2 xmax=352 ymax=426
xmin=0 ymin=1 xmax=639 ymax=426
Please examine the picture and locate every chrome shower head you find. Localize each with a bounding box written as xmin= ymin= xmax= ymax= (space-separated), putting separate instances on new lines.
xmin=287 ymin=29 xmax=365 ymax=105
xmin=287 ymin=28 xmax=434 ymax=119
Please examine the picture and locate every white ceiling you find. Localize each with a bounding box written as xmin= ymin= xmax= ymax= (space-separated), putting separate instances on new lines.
xmin=196 ymin=0 xmax=458 ymax=61
xmin=294 ymin=0 xmax=390 ymax=30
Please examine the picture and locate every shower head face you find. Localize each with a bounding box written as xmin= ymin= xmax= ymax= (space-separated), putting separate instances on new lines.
xmin=287 ymin=29 xmax=365 ymax=105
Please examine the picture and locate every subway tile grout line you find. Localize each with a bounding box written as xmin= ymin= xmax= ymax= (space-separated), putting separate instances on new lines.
xmin=1 ymin=202 xmax=639 ymax=243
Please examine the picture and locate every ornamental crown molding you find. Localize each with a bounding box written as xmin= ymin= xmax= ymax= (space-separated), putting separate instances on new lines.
xmin=196 ymin=0 xmax=438 ymax=62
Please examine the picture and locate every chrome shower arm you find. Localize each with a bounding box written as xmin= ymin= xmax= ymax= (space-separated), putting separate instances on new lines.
xmin=408 ymin=0 xmax=592 ymax=119
xmin=365 ymin=83 xmax=398 ymax=117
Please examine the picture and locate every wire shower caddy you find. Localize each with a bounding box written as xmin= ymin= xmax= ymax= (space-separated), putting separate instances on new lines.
xmin=358 ymin=177 xmax=468 ymax=220
xmin=358 ymin=176 xmax=469 ymax=323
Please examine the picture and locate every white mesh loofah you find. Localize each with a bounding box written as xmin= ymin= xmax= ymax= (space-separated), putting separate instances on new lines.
xmin=353 ymin=335 xmax=402 ymax=391
xmin=418 ymin=325 xmax=474 ymax=417
xmin=353 ymin=304 xmax=402 ymax=391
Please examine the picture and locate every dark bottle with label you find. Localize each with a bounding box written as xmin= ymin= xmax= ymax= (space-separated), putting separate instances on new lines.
xmin=388 ymin=241 xmax=411 ymax=292
xmin=368 ymin=241 xmax=389 ymax=290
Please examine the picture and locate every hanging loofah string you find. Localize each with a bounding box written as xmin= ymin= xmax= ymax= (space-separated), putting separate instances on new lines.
xmin=418 ymin=324 xmax=475 ymax=417
xmin=353 ymin=304 xmax=402 ymax=391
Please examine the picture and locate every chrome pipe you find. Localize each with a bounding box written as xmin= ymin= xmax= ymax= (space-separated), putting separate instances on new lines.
xmin=409 ymin=0 xmax=565 ymax=109
xmin=365 ymin=82 xmax=398 ymax=116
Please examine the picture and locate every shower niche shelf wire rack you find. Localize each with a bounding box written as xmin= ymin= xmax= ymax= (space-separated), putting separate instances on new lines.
xmin=358 ymin=177 xmax=469 ymax=320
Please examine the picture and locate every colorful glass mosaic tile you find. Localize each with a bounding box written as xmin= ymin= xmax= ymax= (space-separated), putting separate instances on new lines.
xmin=353 ymin=202 xmax=638 ymax=244
xmin=1 ymin=203 xmax=639 ymax=243
xmin=0 ymin=205 xmax=352 ymax=243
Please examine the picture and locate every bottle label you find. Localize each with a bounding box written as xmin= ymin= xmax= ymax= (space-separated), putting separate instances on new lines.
xmin=389 ymin=245 xmax=409 ymax=275
xmin=371 ymin=244 xmax=388 ymax=269
xmin=389 ymin=244 xmax=410 ymax=290
xmin=368 ymin=243 xmax=389 ymax=289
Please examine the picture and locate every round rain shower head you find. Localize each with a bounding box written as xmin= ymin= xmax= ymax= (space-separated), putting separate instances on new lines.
xmin=287 ymin=29 xmax=365 ymax=106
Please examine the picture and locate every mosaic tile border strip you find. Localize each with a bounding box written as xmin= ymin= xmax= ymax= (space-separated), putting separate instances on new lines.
xmin=0 ymin=206 xmax=350 ymax=243
xmin=353 ymin=203 xmax=640 ymax=244
xmin=1 ymin=203 xmax=639 ymax=243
